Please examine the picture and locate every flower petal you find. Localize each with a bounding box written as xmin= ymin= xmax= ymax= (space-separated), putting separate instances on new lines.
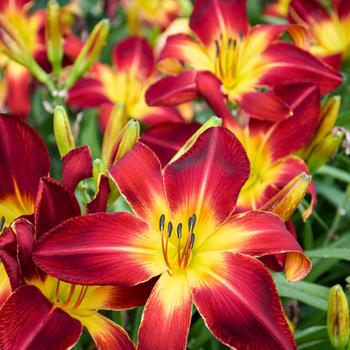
xmin=164 ymin=127 xmax=250 ymax=244
xmin=33 ymin=212 xmax=165 ymax=286
xmin=240 ymin=90 xmax=291 ymax=121
xmin=0 ymin=114 xmax=49 ymax=226
xmin=5 ymin=62 xmax=31 ymax=119
xmin=0 ymin=285 xmax=82 ymax=350
xmin=34 ymin=177 xmax=81 ymax=240
xmin=190 ymin=252 xmax=296 ymax=350
xmin=78 ymin=313 xmax=135 ymax=350
xmin=109 ymin=143 xmax=169 ymax=229
xmin=260 ymin=42 xmax=342 ymax=95
xmin=190 ymin=0 xmax=249 ymax=47
xmin=87 ymin=174 xmax=110 ymax=213
xmin=196 ymin=71 xmax=240 ymax=130
xmin=141 ymin=122 xmax=201 ymax=167
xmin=158 ymin=33 xmax=212 ymax=71
xmin=61 ymin=146 xmax=93 ymax=192
xmin=68 ymin=78 xmax=109 ymax=108
xmin=289 ymin=0 xmax=329 ymax=25
xmin=198 ymin=211 xmax=311 ymax=281
xmin=146 ymin=71 xmax=198 ymax=107
xmin=138 ymin=272 xmax=192 ymax=350
xmin=113 ymin=36 xmax=154 ymax=78
xmin=0 ymin=263 xmax=11 ymax=307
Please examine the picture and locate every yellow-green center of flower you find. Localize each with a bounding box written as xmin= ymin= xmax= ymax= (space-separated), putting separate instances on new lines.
xmin=213 ymin=33 xmax=244 ymax=91
xmin=159 ymin=213 xmax=196 ymax=274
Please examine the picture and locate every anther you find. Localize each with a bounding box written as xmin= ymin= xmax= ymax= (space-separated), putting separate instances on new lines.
xmin=0 ymin=216 xmax=4 ymax=231
xmin=233 ymin=39 xmax=237 ymax=49
xmin=219 ymin=33 xmax=223 ymax=41
xmin=227 ymin=38 xmax=232 ymax=48
xmin=238 ymin=31 xmax=243 ymax=41
xmin=159 ymin=214 xmax=165 ymax=231
xmin=167 ymin=222 xmax=173 ymax=237
xmin=215 ymin=40 xmax=220 ymax=55
xmin=189 ymin=233 xmax=195 ymax=250
xmin=177 ymin=223 xmax=182 ymax=239
xmin=188 ymin=214 xmax=196 ymax=232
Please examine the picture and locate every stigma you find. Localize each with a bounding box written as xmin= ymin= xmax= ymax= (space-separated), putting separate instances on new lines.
xmin=159 ymin=213 xmax=196 ymax=273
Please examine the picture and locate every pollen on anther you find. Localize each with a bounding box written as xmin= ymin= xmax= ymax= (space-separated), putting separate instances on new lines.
xmin=177 ymin=223 xmax=182 ymax=239
xmin=167 ymin=221 xmax=173 ymax=237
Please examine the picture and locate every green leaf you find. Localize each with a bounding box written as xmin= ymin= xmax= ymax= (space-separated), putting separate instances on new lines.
xmin=306 ymin=248 xmax=350 ymax=261
xmin=295 ymin=326 xmax=328 ymax=343
xmin=273 ymin=273 xmax=329 ymax=311
xmin=315 ymin=165 xmax=350 ymax=183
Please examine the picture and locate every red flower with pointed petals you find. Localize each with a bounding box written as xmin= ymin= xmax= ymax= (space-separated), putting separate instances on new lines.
xmin=68 ymin=36 xmax=183 ymax=130
xmin=146 ymin=0 xmax=341 ymax=121
xmin=289 ymin=0 xmax=350 ymax=68
xmin=0 ymin=178 xmax=154 ymax=350
xmin=34 ymin=127 xmax=311 ymax=350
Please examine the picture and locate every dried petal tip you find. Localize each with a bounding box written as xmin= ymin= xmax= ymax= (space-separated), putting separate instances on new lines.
xmin=327 ymin=284 xmax=350 ymax=350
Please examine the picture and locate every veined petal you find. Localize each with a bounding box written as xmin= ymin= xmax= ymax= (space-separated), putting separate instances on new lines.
xmin=289 ymin=0 xmax=329 ymax=25
xmin=0 ymin=263 xmax=11 ymax=306
xmin=260 ymin=42 xmax=342 ymax=95
xmin=164 ymin=127 xmax=250 ymax=245
xmin=34 ymin=212 xmax=165 ymax=286
xmin=141 ymin=122 xmax=201 ymax=167
xmin=5 ymin=62 xmax=31 ymax=118
xmin=146 ymin=71 xmax=198 ymax=107
xmin=136 ymin=106 xmax=184 ymax=127
xmin=189 ymin=252 xmax=296 ymax=350
xmin=109 ymin=143 xmax=169 ymax=229
xmin=61 ymin=146 xmax=93 ymax=191
xmin=158 ymin=33 xmax=212 ymax=71
xmin=266 ymin=81 xmax=320 ymax=159
xmin=34 ymin=177 xmax=81 ymax=240
xmin=190 ymin=0 xmax=249 ymax=47
xmin=240 ymin=90 xmax=291 ymax=121
xmin=196 ymin=71 xmax=240 ymax=131
xmin=0 ymin=285 xmax=82 ymax=350
xmin=0 ymin=114 xmax=49 ymax=227
xmin=198 ymin=211 xmax=311 ymax=281
xmin=113 ymin=36 xmax=154 ymax=78
xmin=68 ymin=78 xmax=109 ymax=108
xmin=138 ymin=272 xmax=192 ymax=350
xmin=78 ymin=313 xmax=135 ymax=350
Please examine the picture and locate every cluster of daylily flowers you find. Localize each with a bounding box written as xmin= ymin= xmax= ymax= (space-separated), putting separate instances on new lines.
xmin=0 ymin=0 xmax=350 ymax=349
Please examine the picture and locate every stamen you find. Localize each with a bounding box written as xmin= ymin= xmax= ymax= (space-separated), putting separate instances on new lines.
xmin=62 ymin=284 xmax=76 ymax=307
xmin=167 ymin=222 xmax=173 ymax=237
xmin=159 ymin=214 xmax=165 ymax=232
xmin=0 ymin=216 xmax=4 ymax=231
xmin=238 ymin=31 xmax=243 ymax=41
xmin=72 ymin=285 xmax=88 ymax=310
xmin=233 ymin=39 xmax=237 ymax=49
xmin=227 ymin=38 xmax=232 ymax=49
xmin=177 ymin=223 xmax=182 ymax=239
xmin=183 ymin=234 xmax=195 ymax=267
xmin=188 ymin=214 xmax=196 ymax=233
xmin=54 ymin=280 xmax=60 ymax=302
xmin=189 ymin=233 xmax=195 ymax=250
xmin=215 ymin=40 xmax=220 ymax=56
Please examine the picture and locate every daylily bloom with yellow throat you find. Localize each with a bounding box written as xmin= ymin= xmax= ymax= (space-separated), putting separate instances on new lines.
xmin=0 ymin=178 xmax=154 ymax=349
xmin=146 ymin=0 xmax=342 ymax=121
xmin=34 ymin=127 xmax=311 ymax=350
xmin=0 ymin=0 xmax=45 ymax=117
xmin=289 ymin=0 xmax=350 ymax=68
xmin=68 ymin=36 xmax=183 ymax=131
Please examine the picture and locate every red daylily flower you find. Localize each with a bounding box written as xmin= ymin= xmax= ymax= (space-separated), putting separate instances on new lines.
xmin=0 ymin=177 xmax=154 ymax=349
xmin=142 ymin=80 xmax=319 ymax=219
xmin=0 ymin=0 xmax=46 ymax=117
xmin=289 ymin=0 xmax=350 ymax=68
xmin=68 ymin=36 xmax=183 ymax=131
xmin=265 ymin=0 xmax=292 ymax=18
xmin=146 ymin=0 xmax=342 ymax=121
xmin=34 ymin=127 xmax=311 ymax=350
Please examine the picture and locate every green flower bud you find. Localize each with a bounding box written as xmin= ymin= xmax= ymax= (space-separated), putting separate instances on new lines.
xmin=53 ymin=106 xmax=75 ymax=157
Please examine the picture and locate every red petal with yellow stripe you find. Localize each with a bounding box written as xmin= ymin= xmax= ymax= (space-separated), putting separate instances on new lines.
xmin=137 ymin=272 xmax=192 ymax=350
xmin=34 ymin=212 xmax=165 ymax=286
xmin=190 ymin=252 xmax=296 ymax=350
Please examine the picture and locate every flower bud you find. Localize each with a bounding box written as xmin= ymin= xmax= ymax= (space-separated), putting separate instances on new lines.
xmin=64 ymin=19 xmax=110 ymax=89
xmin=170 ymin=116 xmax=222 ymax=164
xmin=307 ymin=128 xmax=344 ymax=172
xmin=327 ymin=284 xmax=350 ymax=349
xmin=260 ymin=172 xmax=311 ymax=222
xmin=53 ymin=106 xmax=75 ymax=157
xmin=46 ymin=0 xmax=63 ymax=75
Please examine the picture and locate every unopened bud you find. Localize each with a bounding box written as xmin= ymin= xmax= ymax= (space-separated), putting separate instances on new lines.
xmin=260 ymin=172 xmax=311 ymax=222
xmin=64 ymin=19 xmax=110 ymax=89
xmin=46 ymin=0 xmax=63 ymax=75
xmin=53 ymin=106 xmax=75 ymax=157
xmin=327 ymin=284 xmax=350 ymax=349
xmin=307 ymin=128 xmax=344 ymax=172
xmin=170 ymin=116 xmax=222 ymax=164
